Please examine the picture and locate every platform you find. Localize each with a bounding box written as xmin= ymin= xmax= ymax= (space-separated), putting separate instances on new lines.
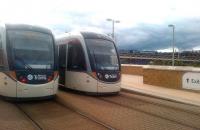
xmin=56 ymin=90 xmax=200 ymax=130
xmin=122 ymin=74 xmax=200 ymax=106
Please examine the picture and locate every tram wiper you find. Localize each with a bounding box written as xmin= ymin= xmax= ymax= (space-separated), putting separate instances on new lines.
xmin=15 ymin=56 xmax=33 ymax=71
xmin=92 ymin=50 xmax=98 ymax=71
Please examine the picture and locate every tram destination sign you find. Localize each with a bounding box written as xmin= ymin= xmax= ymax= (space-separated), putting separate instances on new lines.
xmin=182 ymin=72 xmax=200 ymax=90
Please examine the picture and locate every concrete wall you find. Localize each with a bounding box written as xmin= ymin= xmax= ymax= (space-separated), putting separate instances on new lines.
xmin=121 ymin=64 xmax=143 ymax=76
xmin=143 ymin=68 xmax=184 ymax=89
xmin=143 ymin=66 xmax=200 ymax=89
xmin=122 ymin=64 xmax=200 ymax=90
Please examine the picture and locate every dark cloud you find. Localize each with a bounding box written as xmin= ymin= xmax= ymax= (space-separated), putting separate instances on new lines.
xmin=117 ymin=18 xmax=200 ymax=51
xmin=50 ymin=15 xmax=200 ymax=51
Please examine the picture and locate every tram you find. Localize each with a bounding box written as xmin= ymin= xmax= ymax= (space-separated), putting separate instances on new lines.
xmin=56 ymin=31 xmax=121 ymax=94
xmin=0 ymin=23 xmax=58 ymax=100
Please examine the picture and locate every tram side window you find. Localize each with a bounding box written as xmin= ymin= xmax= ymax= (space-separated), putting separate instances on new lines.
xmin=67 ymin=41 xmax=86 ymax=71
xmin=0 ymin=35 xmax=3 ymax=67
xmin=59 ymin=44 xmax=66 ymax=68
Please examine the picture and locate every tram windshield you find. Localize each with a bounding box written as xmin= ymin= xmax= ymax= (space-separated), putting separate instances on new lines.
xmin=7 ymin=30 xmax=54 ymax=70
xmin=85 ymin=39 xmax=119 ymax=71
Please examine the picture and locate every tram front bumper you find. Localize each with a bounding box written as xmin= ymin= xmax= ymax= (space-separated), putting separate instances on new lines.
xmin=16 ymin=80 xmax=58 ymax=98
xmin=98 ymin=81 xmax=121 ymax=93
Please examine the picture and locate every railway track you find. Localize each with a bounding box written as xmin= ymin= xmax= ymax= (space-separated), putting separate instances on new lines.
xmin=56 ymin=101 xmax=116 ymax=130
xmin=101 ymin=91 xmax=200 ymax=115
xmin=15 ymin=103 xmax=42 ymax=130
xmin=57 ymin=90 xmax=197 ymax=130
xmin=15 ymin=100 xmax=114 ymax=130
xmin=120 ymin=91 xmax=200 ymax=115
xmin=2 ymin=90 xmax=199 ymax=130
xmin=0 ymin=99 xmax=40 ymax=130
xmin=96 ymin=91 xmax=200 ymax=130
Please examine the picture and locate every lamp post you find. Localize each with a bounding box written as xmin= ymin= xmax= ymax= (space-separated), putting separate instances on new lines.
xmin=106 ymin=18 xmax=120 ymax=41
xmin=168 ymin=24 xmax=175 ymax=66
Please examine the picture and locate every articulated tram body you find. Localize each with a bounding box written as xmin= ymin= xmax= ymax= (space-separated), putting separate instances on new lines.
xmin=57 ymin=31 xmax=121 ymax=94
xmin=0 ymin=23 xmax=58 ymax=100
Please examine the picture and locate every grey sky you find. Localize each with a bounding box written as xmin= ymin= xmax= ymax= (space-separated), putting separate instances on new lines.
xmin=0 ymin=0 xmax=200 ymax=51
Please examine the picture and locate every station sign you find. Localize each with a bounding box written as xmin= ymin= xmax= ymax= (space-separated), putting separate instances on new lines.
xmin=182 ymin=72 xmax=200 ymax=90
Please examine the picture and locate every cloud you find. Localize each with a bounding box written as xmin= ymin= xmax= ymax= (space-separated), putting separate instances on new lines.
xmin=117 ymin=18 xmax=200 ymax=51
xmin=1 ymin=0 xmax=200 ymax=51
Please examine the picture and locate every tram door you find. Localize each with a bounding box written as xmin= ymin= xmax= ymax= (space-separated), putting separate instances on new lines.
xmin=65 ymin=40 xmax=97 ymax=92
xmin=59 ymin=44 xmax=66 ymax=86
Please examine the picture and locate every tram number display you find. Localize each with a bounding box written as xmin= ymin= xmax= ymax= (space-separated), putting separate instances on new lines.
xmin=182 ymin=72 xmax=200 ymax=90
xmin=27 ymin=74 xmax=47 ymax=81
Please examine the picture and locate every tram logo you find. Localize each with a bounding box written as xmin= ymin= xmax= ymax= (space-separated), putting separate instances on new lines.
xmin=27 ymin=74 xmax=33 ymax=80
xmin=105 ymin=74 xmax=109 ymax=79
xmin=27 ymin=74 xmax=47 ymax=81
xmin=104 ymin=74 xmax=117 ymax=79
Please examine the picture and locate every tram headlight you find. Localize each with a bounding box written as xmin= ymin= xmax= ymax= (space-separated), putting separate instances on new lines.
xmin=19 ymin=76 xmax=28 ymax=83
xmin=90 ymin=71 xmax=97 ymax=79
xmin=118 ymin=72 xmax=121 ymax=77
xmin=48 ymin=75 xmax=53 ymax=82
xmin=97 ymin=73 xmax=103 ymax=80
xmin=53 ymin=71 xmax=59 ymax=80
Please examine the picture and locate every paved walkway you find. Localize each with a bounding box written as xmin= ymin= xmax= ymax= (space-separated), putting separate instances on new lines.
xmin=121 ymin=74 xmax=200 ymax=107
xmin=57 ymin=91 xmax=199 ymax=130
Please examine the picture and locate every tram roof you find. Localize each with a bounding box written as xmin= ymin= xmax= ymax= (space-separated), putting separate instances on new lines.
xmin=80 ymin=31 xmax=113 ymax=41
xmin=5 ymin=24 xmax=52 ymax=34
xmin=56 ymin=31 xmax=114 ymax=43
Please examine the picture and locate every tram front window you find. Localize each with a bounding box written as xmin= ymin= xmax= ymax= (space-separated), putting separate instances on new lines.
xmin=7 ymin=30 xmax=54 ymax=70
xmin=85 ymin=39 xmax=119 ymax=71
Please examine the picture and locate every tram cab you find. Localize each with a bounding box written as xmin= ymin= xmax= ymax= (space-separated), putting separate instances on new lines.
xmin=0 ymin=23 xmax=58 ymax=100
xmin=57 ymin=31 xmax=121 ymax=94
